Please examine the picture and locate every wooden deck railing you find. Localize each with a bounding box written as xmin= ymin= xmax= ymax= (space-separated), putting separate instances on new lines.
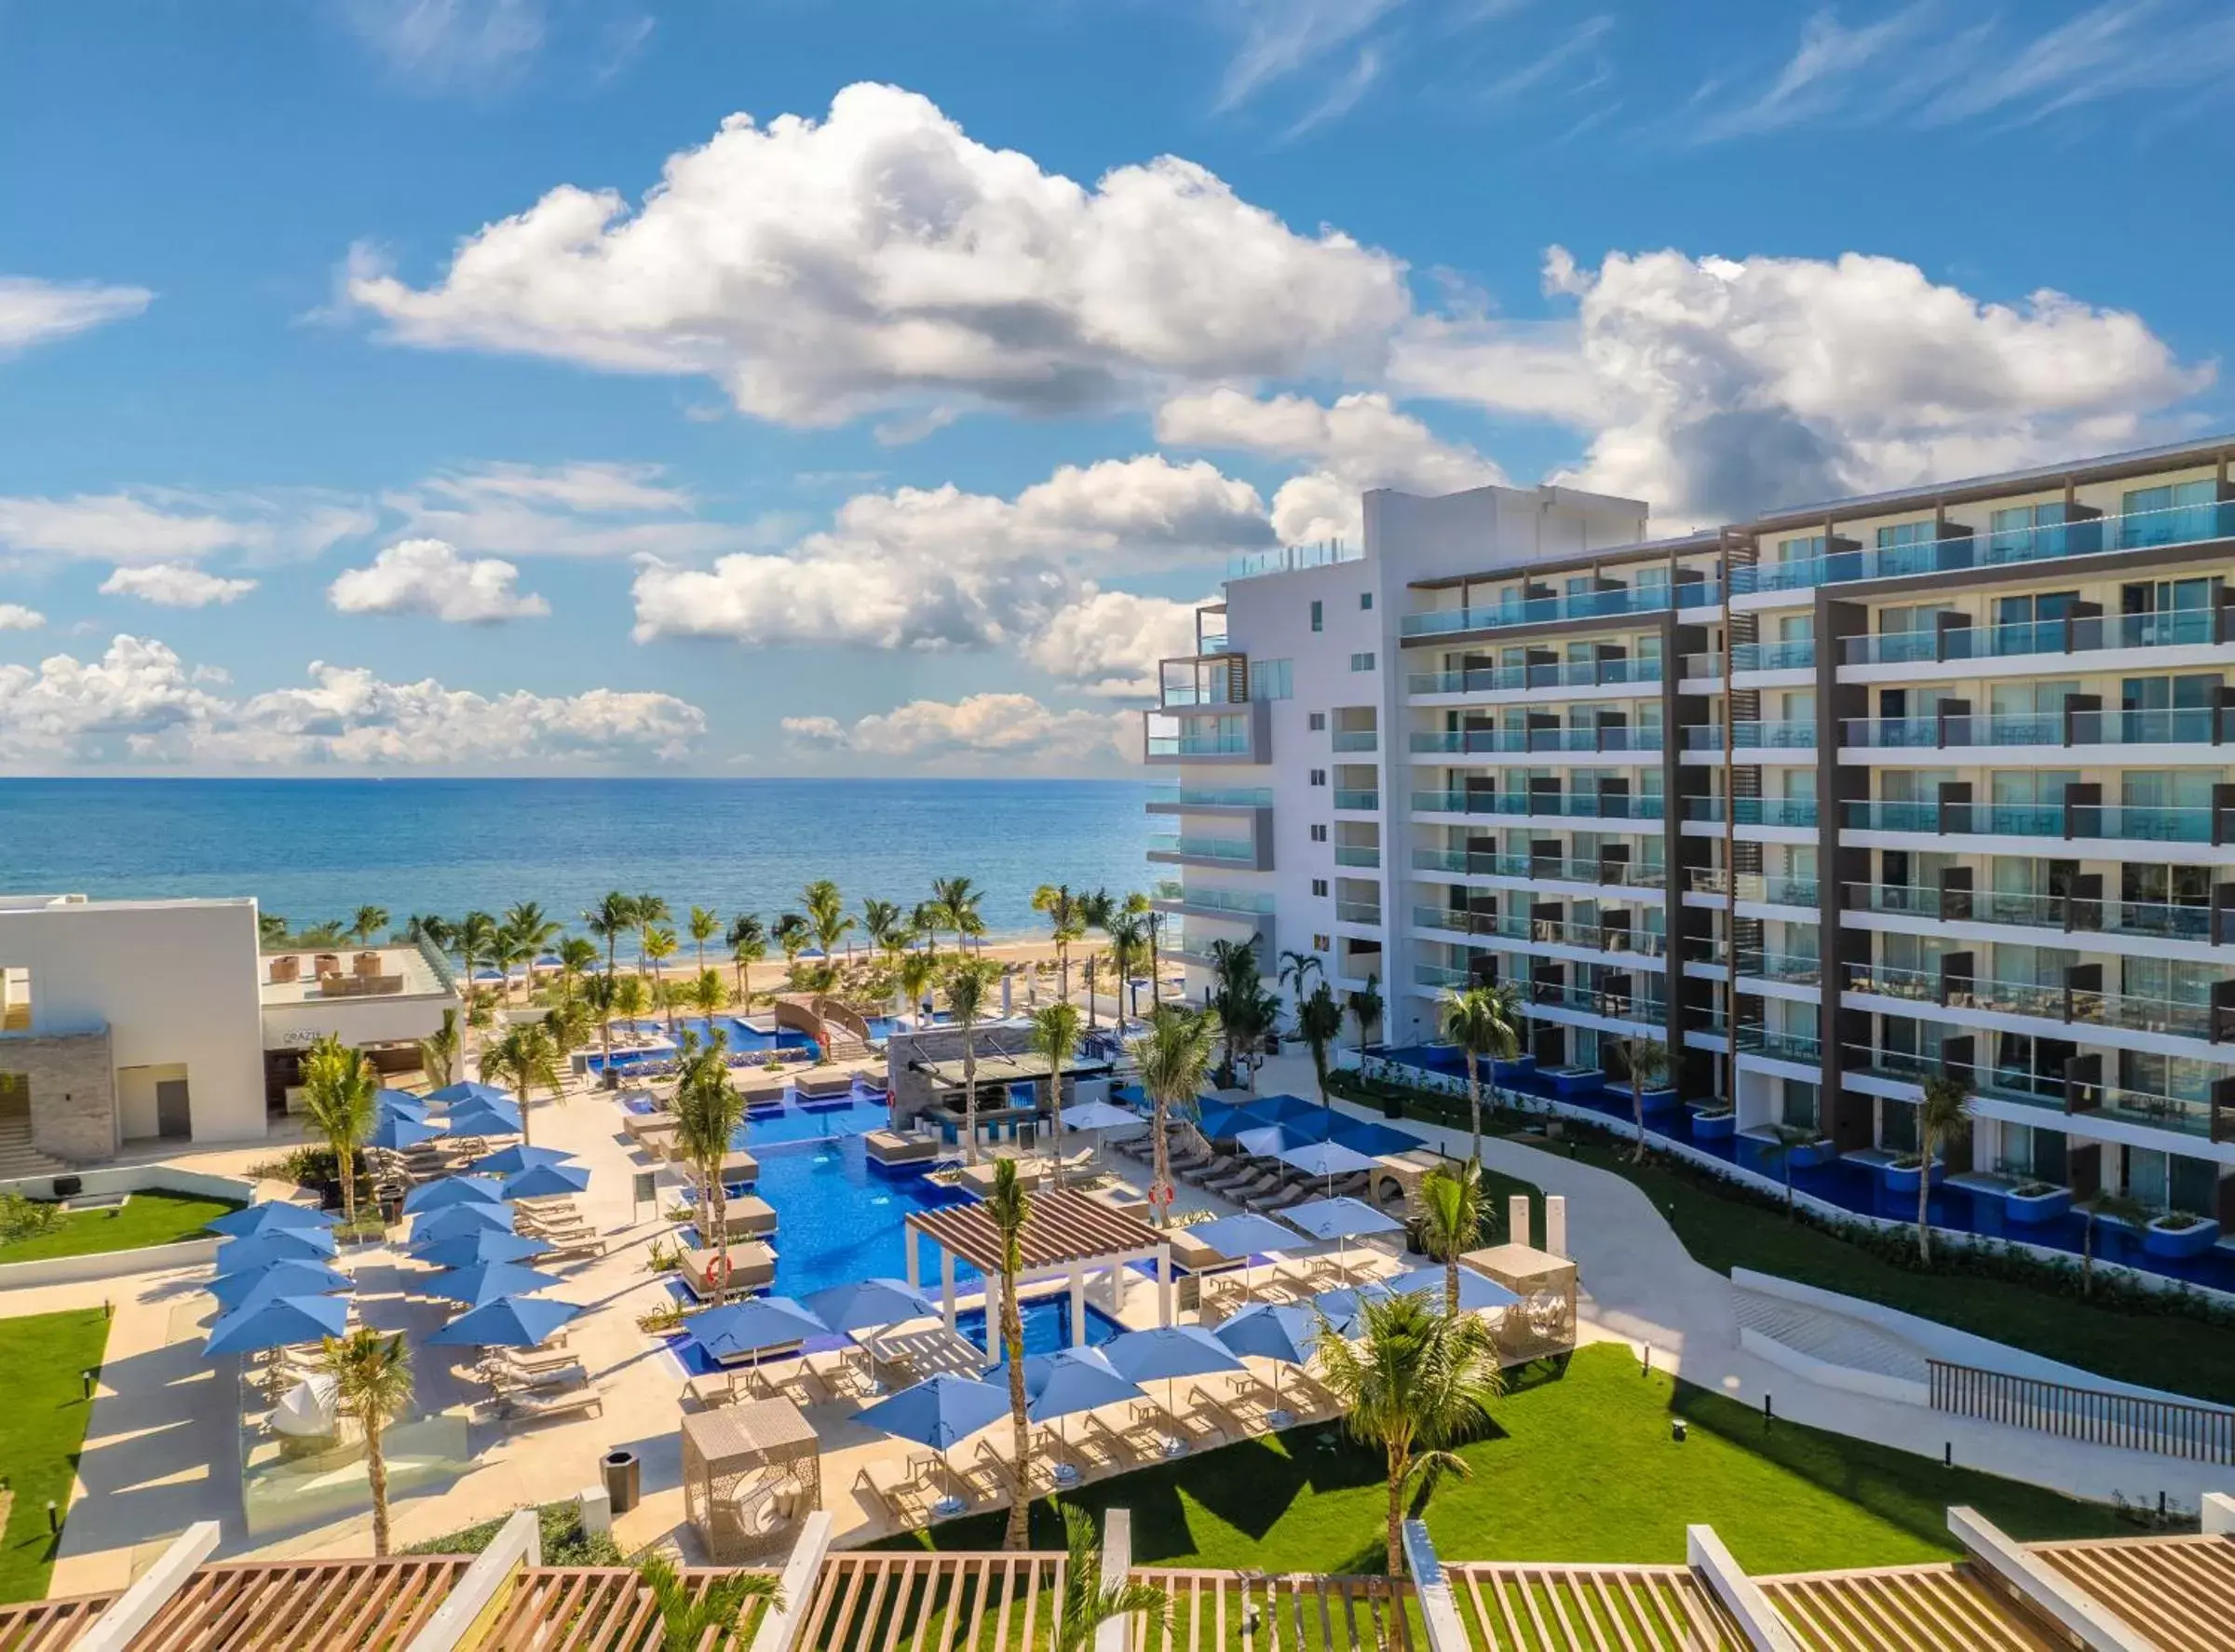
xmin=1927 ymin=1359 xmax=2235 ymax=1464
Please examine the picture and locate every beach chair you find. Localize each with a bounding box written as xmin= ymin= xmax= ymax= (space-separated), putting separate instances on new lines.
xmin=490 ymin=1344 xmax=580 ymax=1376
xmin=1188 ymin=1382 xmax=1255 ymax=1440
xmin=491 ymin=1384 xmax=604 ymax=1425
xmin=538 ymin=1231 xmax=607 ymax=1261
xmin=481 ymin=1357 xmax=587 ymax=1393
xmin=855 ymin=1457 xmax=937 ymax=1524
xmin=975 ymin=1436 xmax=1058 ymax=1498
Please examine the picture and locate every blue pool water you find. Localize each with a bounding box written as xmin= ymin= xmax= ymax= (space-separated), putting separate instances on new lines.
xmin=589 ymin=1016 xmax=819 ymax=1073
xmin=735 ymin=1094 xmax=890 ymax=1147
xmin=664 ymin=1287 xmax=1122 ymax=1377
xmin=742 ymin=1132 xmax=975 ymax=1296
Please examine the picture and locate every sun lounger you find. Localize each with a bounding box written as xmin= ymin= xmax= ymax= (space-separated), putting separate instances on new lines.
xmin=973 ymin=1436 xmax=1058 ymax=1498
xmin=1086 ymin=1410 xmax=1161 ymax=1468
xmin=738 ymin=1077 xmax=789 ymax=1105
xmin=1250 ymin=1182 xmax=1313 ymax=1213
xmin=1189 ymin=1383 xmax=1254 ymax=1440
xmin=794 ymin=1071 xmax=856 ymax=1101
xmin=490 ymin=1383 xmax=604 ymax=1424
xmin=481 ymin=1357 xmax=587 ymax=1392
xmin=855 ymin=1458 xmax=937 ymax=1524
xmin=491 ymin=1344 xmax=580 ymax=1375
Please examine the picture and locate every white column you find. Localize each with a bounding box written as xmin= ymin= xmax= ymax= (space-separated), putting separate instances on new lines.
xmin=1508 ymin=1194 xmax=1531 ymax=1250
xmin=1545 ymin=1195 xmax=1568 ymax=1258
xmin=941 ymin=1250 xmax=956 ymax=1335
xmin=984 ymin=1273 xmax=1002 ymax=1363
xmin=1109 ymin=1257 xmax=1127 ymax=1317
xmin=904 ymin=1225 xmax=920 ymax=1292
xmin=1156 ymin=1246 xmax=1172 ymax=1328
xmin=1069 ymin=1263 xmax=1087 ymax=1347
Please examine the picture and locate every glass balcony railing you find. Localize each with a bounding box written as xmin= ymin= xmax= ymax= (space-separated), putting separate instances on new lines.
xmin=1331 ymin=730 xmax=1378 ymax=752
xmin=1412 ymin=791 xmax=1664 ymax=821
xmin=1841 ymin=608 xmax=2222 ymax=666
xmin=1410 ymin=906 xmax=1667 ymax=956
xmin=1333 ymin=789 xmax=1380 ymax=810
xmin=1525 ymin=979 xmax=1669 ymax=1022
xmin=1333 ymin=845 xmax=1381 ymax=869
xmin=1413 ymin=848 xmax=1666 ymax=888
xmin=1679 ymin=653 xmax=1724 ymax=681
xmin=1406 ymin=657 xmax=1663 ymax=696
xmin=1845 ymin=882 xmax=2215 ymax=942
xmin=1687 ymin=721 xmax=1816 ymax=751
xmin=1145 ymin=733 xmax=1252 ymax=757
xmin=1842 ymin=709 xmax=2228 ymax=749
xmin=1734 ymin=950 xmax=1822 ymax=985
xmin=1736 ymin=1026 xmax=1822 ymax=1063
xmin=1844 ymin=801 xmax=2220 ymax=843
xmin=1733 ymin=494 xmax=2235 ymax=598
xmin=1334 ymin=901 xmax=1383 ymax=927
xmin=1679 ymin=796 xmax=1818 ymax=828
xmin=1145 ymin=835 xmax=1253 ymax=862
xmin=1145 ymin=784 xmax=1273 ymax=808
xmin=1153 ymin=887 xmax=1274 ymax=914
xmin=1846 ymin=965 xmax=2215 ymax=1039
xmin=1402 ymin=581 xmax=1721 ymax=638
xmin=1414 ymin=963 xmax=1471 ymax=989
xmin=1730 ymin=639 xmax=1817 ymax=671
xmin=1411 ymin=727 xmax=1664 ymax=755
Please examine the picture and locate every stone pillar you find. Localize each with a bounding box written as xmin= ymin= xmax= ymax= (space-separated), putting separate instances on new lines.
xmin=904 ymin=1225 xmax=919 ymax=1291
xmin=984 ymin=1274 xmax=1002 ymax=1364
xmin=1156 ymin=1247 xmax=1172 ymax=1328
xmin=1544 ymin=1195 xmax=1567 ymax=1258
xmin=1508 ymin=1194 xmax=1531 ymax=1250
xmin=941 ymin=1250 xmax=956 ymax=1335
xmin=1069 ymin=1263 xmax=1087 ymax=1347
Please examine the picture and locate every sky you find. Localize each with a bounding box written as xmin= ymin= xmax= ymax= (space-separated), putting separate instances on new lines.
xmin=1 ymin=0 xmax=2231 ymax=777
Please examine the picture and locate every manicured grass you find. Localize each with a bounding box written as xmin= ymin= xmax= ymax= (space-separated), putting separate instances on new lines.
xmin=877 ymin=1343 xmax=2122 ymax=1575
xmin=1542 ymin=1134 xmax=2235 ymax=1406
xmin=0 ymin=1191 xmax=240 ymax=1265
xmin=0 ymin=1308 xmax=111 ymax=1603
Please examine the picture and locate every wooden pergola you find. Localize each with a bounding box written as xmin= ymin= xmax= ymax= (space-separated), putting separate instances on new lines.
xmin=904 ymin=1189 xmax=1172 ymax=1360
xmin=682 ymin=1399 xmax=823 ymax=1564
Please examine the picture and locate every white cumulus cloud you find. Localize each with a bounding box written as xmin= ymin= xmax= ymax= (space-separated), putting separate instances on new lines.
xmin=0 ymin=490 xmax=373 ymax=567
xmin=384 ymin=460 xmax=736 ymax=561
xmin=0 ymin=276 xmax=153 ymax=355
xmin=99 ymin=563 xmax=259 ymax=609
xmin=780 ymin=693 xmax=1130 ymax=770
xmin=0 ymin=604 xmax=44 ymax=631
xmin=1023 ymin=589 xmax=1206 ymax=699
xmin=346 ymin=82 xmax=1410 ymax=426
xmin=329 ymin=538 xmax=550 ymax=624
xmin=0 ymin=635 xmax=703 ymax=769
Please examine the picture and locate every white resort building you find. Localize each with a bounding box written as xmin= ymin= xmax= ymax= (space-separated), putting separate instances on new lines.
xmin=1145 ymin=435 xmax=2235 ymax=1238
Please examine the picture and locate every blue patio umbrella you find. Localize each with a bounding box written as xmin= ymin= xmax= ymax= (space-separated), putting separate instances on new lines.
xmin=1213 ymin=1302 xmax=1321 ymax=1422
xmin=1185 ymin=1213 xmax=1297 ymax=1262
xmin=1233 ymin=1123 xmax=1308 ymax=1158
xmin=427 ymin=1081 xmax=511 ymax=1109
xmin=1380 ymin=1265 xmax=1522 ymax=1313
xmin=469 ymin=1144 xmax=576 ymax=1177
xmin=1274 ymin=1140 xmax=1379 ymax=1193
xmin=1018 ymin=1347 xmax=1141 ymax=1483
xmin=1308 ymin=1285 xmax=1372 ymax=1336
xmin=444 ymin=1099 xmax=525 ymax=1138
xmin=374 ymin=1089 xmax=430 ymax=1117
xmin=1246 ymin=1094 xmax=1324 ymax=1124
xmin=209 ymin=1260 xmax=351 ymax=1311
xmin=207 ymin=1201 xmax=337 ymax=1239
xmin=1280 ymin=1197 xmax=1405 ymax=1242
xmin=686 ymin=1297 xmax=829 ymax=1365
xmin=409 ymin=1229 xmax=552 ymax=1268
xmin=857 ymin=1372 xmax=1010 ymax=1450
xmin=204 ymin=1293 xmax=347 ymax=1356
xmin=1059 ymin=1101 xmax=1141 ymax=1132
xmin=402 ymin=1176 xmax=506 ymax=1215
xmin=802 ymin=1279 xmax=940 ymax=1335
xmin=1193 ymin=1103 xmax=1264 ymax=1142
xmin=427 ymin=1294 xmax=583 ymax=1347
xmin=1327 ymin=1117 xmax=1418 ymax=1158
xmin=500 ymin=1161 xmax=591 ymax=1201
xmin=409 ymin=1203 xmax=516 ymax=1244
xmin=367 ymin=1112 xmax=443 ymax=1151
xmin=423 ymin=1261 xmax=567 ymax=1308
xmin=1100 ymin=1325 xmax=1243 ymax=1448
xmin=212 ymin=1231 xmax=338 ymax=1274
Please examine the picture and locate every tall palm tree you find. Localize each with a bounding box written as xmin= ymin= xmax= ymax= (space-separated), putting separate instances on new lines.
xmin=1758 ymin=1122 xmax=1815 ymax=1219
xmin=673 ymin=1033 xmax=745 ymax=1304
xmin=860 ymin=898 xmax=906 ymax=966
xmin=612 ymin=974 xmax=649 ymax=1033
xmin=1438 ymin=982 xmax=1523 ymax=1163
xmin=633 ymin=1554 xmax=781 ymax=1652
xmin=687 ymin=905 xmax=720 ymax=978
xmin=584 ymin=891 xmax=639 ymax=988
xmin=1218 ymin=980 xmax=1280 ymax=1095
xmin=897 ymin=949 xmax=939 ymax=1020
xmin=457 ymin=910 xmax=499 ymax=1012
xmin=928 ymin=875 xmax=982 ymax=955
xmin=1129 ymin=1006 xmax=1220 ymax=1227
xmin=1914 ymin=1074 xmax=1972 ymax=1266
xmin=1347 ymin=973 xmax=1385 ymax=1055
xmin=1029 ymin=1000 xmax=1084 ymax=1189
xmin=770 ymin=913 xmax=810 ymax=971
xmin=945 ymin=959 xmax=1001 ymax=1165
xmin=643 ymin=928 xmax=680 ymax=1034
xmin=1294 ymin=983 xmax=1345 ymax=1109
xmin=2076 ymin=1189 xmax=2148 ymax=1296
xmin=318 ymin=1329 xmax=412 ymax=1556
xmin=1624 ymin=1037 xmax=1669 ymax=1163
xmin=1206 ymin=938 xmax=1262 ymax=1079
xmin=301 ymin=1034 xmax=376 ymax=1233
xmin=418 ymin=1008 xmax=462 ymax=1090
xmin=503 ymin=901 xmax=561 ymax=1003
xmin=635 ymin=894 xmax=672 ymax=970
xmin=1032 ymin=884 xmax=1085 ymax=1000
xmin=1104 ymin=910 xmax=1147 ymax=1027
xmin=803 ymin=880 xmax=855 ymax=968
xmin=582 ymin=973 xmax=620 ymax=1073
xmin=1078 ymin=888 xmax=1117 ymax=1019
xmin=1278 ymin=949 xmax=1324 ymax=1004
xmin=348 ymin=905 xmax=389 ymax=946
xmin=480 ymin=1022 xmax=562 ymax=1147
xmin=1052 ymin=1505 xmax=1168 ymax=1652
xmin=987 ymin=1158 xmax=1033 ymax=1550
xmin=543 ymin=997 xmax=595 ymax=1077
xmin=1120 ymin=891 xmax=1158 ymax=1009
xmin=1314 ymin=1292 xmax=1503 ymax=1577
xmin=1416 ymin=1160 xmax=1489 ymax=1317
xmin=555 ymin=937 xmax=598 ymax=1004
xmin=911 ymin=900 xmax=944 ymax=960
xmin=725 ymin=914 xmax=767 ymax=1004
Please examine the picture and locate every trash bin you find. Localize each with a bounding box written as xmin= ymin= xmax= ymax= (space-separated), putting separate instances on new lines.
xmin=602 ymin=1448 xmax=640 ymax=1515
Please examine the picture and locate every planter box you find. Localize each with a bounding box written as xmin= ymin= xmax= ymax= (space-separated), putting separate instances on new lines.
xmin=2144 ymin=1215 xmax=2221 ymax=1259
xmin=1688 ymin=1108 xmax=1737 ymax=1140
xmin=1878 ymin=1159 xmax=1943 ymax=1197
xmin=1491 ymin=1056 xmax=1537 ymax=1084
xmin=1637 ymin=1085 xmax=1680 ymax=1116
xmin=1999 ymin=1185 xmax=2071 ymax=1226
xmin=1547 ymin=1067 xmax=1605 ymax=1098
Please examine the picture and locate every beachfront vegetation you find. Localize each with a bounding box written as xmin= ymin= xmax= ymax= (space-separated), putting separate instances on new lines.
xmin=1028 ymin=1001 xmax=1084 ymax=1189
xmin=0 ymin=1307 xmax=110 ymax=1601
xmin=988 ymin=1158 xmax=1034 ymax=1550
xmin=1130 ymin=1005 xmax=1220 ymax=1227
xmin=944 ymin=959 xmax=1001 ymax=1165
xmin=1415 ymin=1160 xmax=1488 ymax=1316
xmin=1436 ymin=982 xmax=1521 ymax=1164
xmin=480 ymin=1022 xmax=562 ymax=1146
xmin=300 ymin=1033 xmax=377 ymax=1234
xmin=0 ymin=1188 xmax=239 ymax=1263
xmin=1914 ymin=1073 xmax=1971 ymax=1265
xmin=673 ymin=1033 xmax=745 ymax=1304
xmin=1055 ymin=1505 xmax=1168 ymax=1652
xmin=319 ymin=1329 xmax=413 ymax=1557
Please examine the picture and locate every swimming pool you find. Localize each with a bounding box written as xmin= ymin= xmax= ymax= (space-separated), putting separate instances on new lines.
xmin=742 ymin=1132 xmax=976 ymax=1296
xmin=663 ymin=1293 xmax=1122 ymax=1378
xmin=735 ymin=1093 xmax=891 ymax=1147
xmin=589 ymin=1016 xmax=820 ymax=1074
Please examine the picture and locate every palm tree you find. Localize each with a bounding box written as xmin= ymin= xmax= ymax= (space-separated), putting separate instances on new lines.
xmin=803 ymin=880 xmax=855 ymax=968
xmin=582 ymin=973 xmax=620 ymax=1073
xmin=555 ymin=937 xmax=598 ymax=1004
xmin=635 ymin=894 xmax=672 ymax=971
xmin=911 ymin=900 xmax=944 ymax=960
xmin=318 ymin=1329 xmax=412 ymax=1556
xmin=1347 ymin=973 xmax=1385 ymax=1054
xmin=457 ymin=910 xmax=499 ymax=1011
xmin=418 ymin=1008 xmax=462 ymax=1090
xmin=1052 ymin=1505 xmax=1168 ymax=1652
xmin=1104 ymin=909 xmax=1147 ymax=1026
xmin=1120 ymin=891 xmax=1160 ymax=1009
xmin=987 ymin=1158 xmax=1033 ymax=1550
xmin=503 ymin=901 xmax=560 ymax=1002
xmin=690 ymin=968 xmax=726 ymax=1022
xmin=1758 ymin=1122 xmax=1816 ymax=1218
xmin=1314 ymin=1291 xmax=1503 ymax=1577
xmin=1078 ymin=888 xmax=1117 ymax=1021
xmin=725 ymin=914 xmax=767 ymax=1004
xmin=1438 ymin=982 xmax=1523 ymax=1163
xmin=1278 ymin=949 xmax=1324 ymax=1005
xmin=612 ymin=974 xmax=649 ymax=1033
xmin=1030 ymin=1000 xmax=1084 ymax=1190
xmin=584 ymin=891 xmax=639 ymax=989
xmin=860 ymin=898 xmax=906 ymax=967
xmin=1129 ymin=1006 xmax=1220 ymax=1227
xmin=1219 ymin=981 xmax=1280 ymax=1095
xmin=348 ymin=905 xmax=389 ymax=946
xmin=1294 ymin=983 xmax=1345 ymax=1109
xmin=643 ymin=928 xmax=680 ymax=1034
xmin=928 ymin=875 xmax=982 ymax=955
xmin=1914 ymin=1074 xmax=1972 ymax=1266
xmin=543 ymin=997 xmax=595 ymax=1077
xmin=2076 ymin=1190 xmax=2148 ymax=1296
xmin=301 ymin=1034 xmax=376 ymax=1233
xmin=945 ymin=959 xmax=1001 ymax=1165
xmin=1032 ymin=884 xmax=1085 ymax=1000
xmin=673 ymin=1033 xmax=745 ymax=1304
xmin=770 ymin=913 xmax=810 ymax=972
xmin=1624 ymin=1037 xmax=1669 ymax=1163
xmin=480 ymin=1022 xmax=562 ymax=1147
xmin=687 ymin=905 xmax=720 ymax=977
xmin=1417 ymin=1160 xmax=1489 ymax=1316
xmin=633 ymin=1553 xmax=781 ymax=1652
xmin=1206 ymin=938 xmax=1262 ymax=1081
xmin=898 ymin=950 xmax=939 ymax=1022
xmin=260 ymin=912 xmax=291 ymax=948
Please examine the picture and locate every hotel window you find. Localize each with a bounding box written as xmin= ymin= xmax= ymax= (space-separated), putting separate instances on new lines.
xmin=1776 ymin=535 xmax=1826 ymax=565
xmin=1311 ymin=878 xmax=1329 ymax=897
xmin=1308 ymin=711 xmax=1326 ymax=731
xmin=1308 ymin=768 xmax=1326 ymax=787
xmin=1248 ymin=658 xmax=1292 ymax=700
xmin=1360 ymin=591 xmax=1374 ymax=610
xmin=2120 ymin=479 xmax=2225 ymax=548
xmin=1349 ymin=652 xmax=1375 ymax=671
xmin=1875 ymin=520 xmax=1937 ymax=575
xmin=1309 ymin=823 xmax=1329 ymax=842
xmin=1310 ymin=599 xmax=1324 ymax=632
xmin=1313 ymin=934 xmax=1331 ymax=952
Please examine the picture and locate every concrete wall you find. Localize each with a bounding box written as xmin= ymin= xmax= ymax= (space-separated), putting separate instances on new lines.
xmin=7 ymin=1027 xmax=118 ymax=1162
xmin=0 ymin=897 xmax=268 ymax=1151
xmin=260 ymin=992 xmax=454 ymax=1052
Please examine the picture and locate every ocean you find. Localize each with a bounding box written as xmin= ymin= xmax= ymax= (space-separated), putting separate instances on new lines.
xmin=0 ymin=778 xmax=1154 ymax=939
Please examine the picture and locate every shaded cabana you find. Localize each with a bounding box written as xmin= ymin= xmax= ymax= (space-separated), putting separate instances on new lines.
xmin=682 ymin=1398 xmax=823 ymax=1564
xmin=1462 ymin=1242 xmax=1578 ymax=1365
xmin=904 ymin=1189 xmax=1172 ymax=1361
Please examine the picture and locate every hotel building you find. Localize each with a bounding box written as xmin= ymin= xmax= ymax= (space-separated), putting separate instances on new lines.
xmin=1145 ymin=437 xmax=2235 ymax=1231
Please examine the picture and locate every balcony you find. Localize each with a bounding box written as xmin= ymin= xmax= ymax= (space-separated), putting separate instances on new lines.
xmin=1849 ymin=1044 xmax=2215 ymax=1137
xmin=1736 ymin=1026 xmax=1822 ymax=1064
xmin=1413 ymin=848 xmax=1666 ymax=889
xmin=1845 ymin=963 xmax=2214 ymax=1040
xmin=1843 ymin=708 xmax=2232 ymax=752
xmin=1412 ymin=726 xmax=1664 ymax=756
xmin=1684 ymin=720 xmax=1816 ymax=752
xmin=1413 ymin=791 xmax=1665 ymax=823
xmin=1687 ymin=797 xmax=1820 ymax=829
xmin=1145 ymin=784 xmax=1273 ymax=809
xmin=1843 ymin=882 xmax=2219 ymax=944
xmin=1731 ymin=494 xmax=2235 ymax=597
xmin=1149 ymin=884 xmax=1275 ymax=921
xmin=1406 ymin=657 xmax=1663 ymax=696
xmin=1841 ymin=608 xmax=2227 ymax=667
xmin=1142 ymin=698 xmax=1270 ymax=765
xmin=1843 ymin=800 xmax=2222 ymax=845
xmin=1691 ymin=869 xmax=1821 ymax=907
xmin=1731 ymin=639 xmax=1818 ymax=671
xmin=1525 ymin=978 xmax=1669 ymax=1023
xmin=1331 ymin=729 xmax=1378 ymax=752
xmin=1734 ymin=950 xmax=1822 ymax=986
xmin=1333 ymin=844 xmax=1381 ymax=869
xmin=1414 ymin=962 xmax=1471 ymax=990
xmin=1334 ymin=900 xmax=1383 ymax=927
xmin=1147 ymin=732 xmax=1250 ymax=758
xmin=1333 ymin=789 xmax=1380 ymax=811
xmin=1402 ymin=580 xmax=1721 ymax=638
xmin=1145 ymin=834 xmax=1258 ymax=868
xmin=1412 ymin=905 xmax=1667 ymax=957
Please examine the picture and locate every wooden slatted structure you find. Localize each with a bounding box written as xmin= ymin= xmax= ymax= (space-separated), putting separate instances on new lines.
xmin=479 ymin=1565 xmax=779 ymax=1650
xmin=125 ymin=1557 xmax=472 ymax=1649
xmin=908 ymin=1190 xmax=1164 ymax=1274
xmin=2030 ymin=1531 xmax=2235 ymax=1652
xmin=1127 ymin=1569 xmax=1420 ymax=1652
xmin=0 ymin=1591 xmax=112 ymax=1651
xmin=1758 ymin=1563 xmax=2058 ymax=1651
xmin=1441 ymin=1562 xmax=1744 ymax=1651
xmin=798 ymin=1550 xmax=1068 ymax=1652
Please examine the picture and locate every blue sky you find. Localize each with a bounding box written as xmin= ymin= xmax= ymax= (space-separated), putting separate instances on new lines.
xmin=2 ymin=0 xmax=2230 ymax=775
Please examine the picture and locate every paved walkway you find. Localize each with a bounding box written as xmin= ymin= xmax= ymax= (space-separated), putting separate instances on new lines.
xmin=1253 ymin=1051 xmax=2234 ymax=1511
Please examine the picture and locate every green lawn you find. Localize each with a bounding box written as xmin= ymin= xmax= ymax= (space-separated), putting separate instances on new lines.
xmin=0 ymin=1309 xmax=111 ymax=1603
xmin=0 ymin=1191 xmax=240 ymax=1265
xmin=1538 ymin=1134 xmax=2235 ymax=1406
xmin=878 ymin=1343 xmax=2123 ymax=1575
